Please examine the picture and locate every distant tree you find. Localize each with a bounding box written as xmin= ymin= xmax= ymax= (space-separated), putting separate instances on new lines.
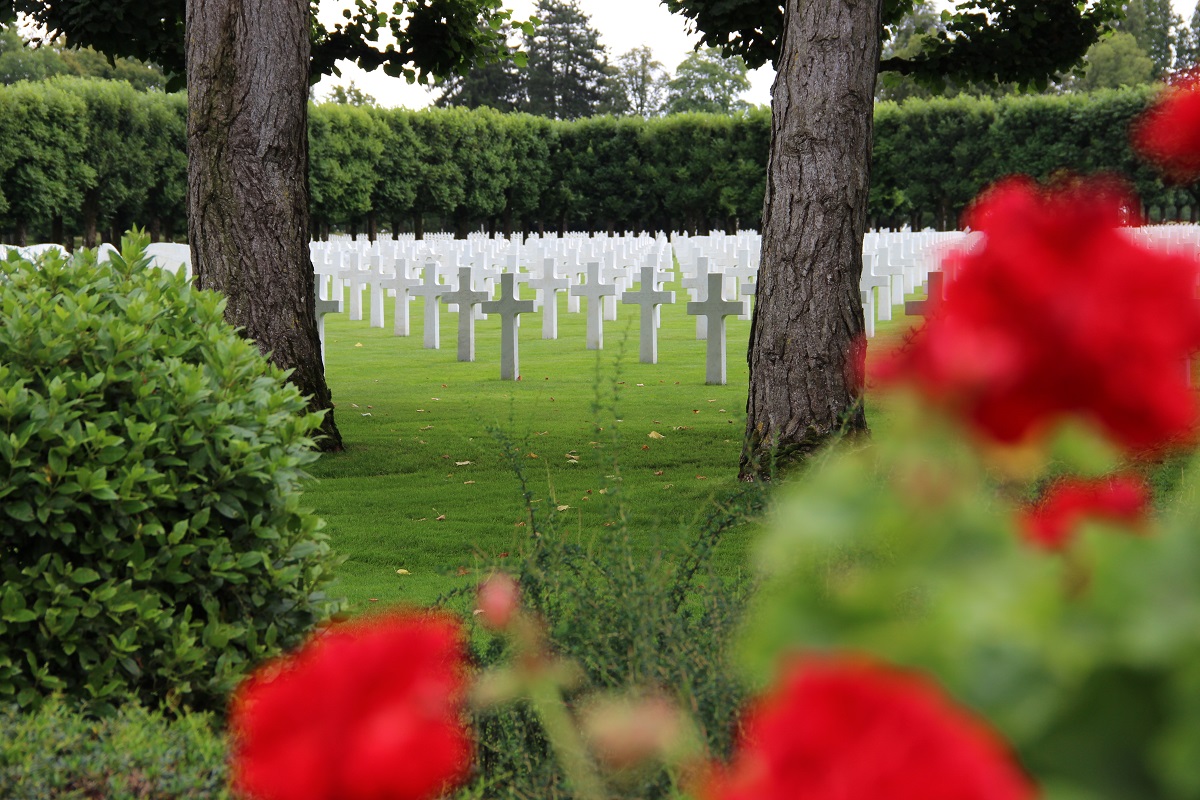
xmin=1074 ymin=30 xmax=1155 ymax=90
xmin=520 ymin=0 xmax=610 ymax=119
xmin=434 ymin=33 xmax=524 ymax=112
xmin=1117 ymin=0 xmax=1183 ymax=76
xmin=1178 ymin=0 xmax=1200 ymax=65
xmin=665 ymin=47 xmax=750 ymax=115
xmin=327 ymin=81 xmax=376 ymax=107
xmin=0 ymin=25 xmax=163 ymax=89
xmin=607 ymin=46 xmax=670 ymax=117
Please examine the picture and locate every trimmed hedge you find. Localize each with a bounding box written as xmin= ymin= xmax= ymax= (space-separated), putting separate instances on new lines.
xmin=0 ymin=235 xmax=342 ymax=714
xmin=0 ymin=695 xmax=230 ymax=800
xmin=0 ymin=81 xmax=1194 ymax=243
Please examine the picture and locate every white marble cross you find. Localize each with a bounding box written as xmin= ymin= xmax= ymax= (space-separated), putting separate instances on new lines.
xmin=481 ymin=272 xmax=536 ymax=380
xmin=365 ymin=254 xmax=391 ymax=329
xmin=528 ymin=257 xmax=570 ymax=340
xmin=441 ymin=266 xmax=490 ymax=362
xmin=687 ymin=271 xmax=745 ymax=385
xmin=380 ymin=258 xmax=421 ymax=337
xmin=410 ymin=259 xmax=446 ymax=349
xmin=338 ymin=251 xmax=367 ymax=322
xmin=570 ymin=261 xmax=617 ymax=350
xmin=681 ymin=256 xmax=716 ymax=340
xmin=622 ymin=266 xmax=675 ymax=364
xmin=314 ymin=277 xmax=343 ymax=368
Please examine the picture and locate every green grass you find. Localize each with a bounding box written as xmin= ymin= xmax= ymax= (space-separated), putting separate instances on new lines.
xmin=305 ymin=270 xmax=919 ymax=611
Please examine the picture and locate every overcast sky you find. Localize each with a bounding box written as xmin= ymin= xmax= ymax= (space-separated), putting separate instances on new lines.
xmin=314 ymin=0 xmax=1199 ymax=109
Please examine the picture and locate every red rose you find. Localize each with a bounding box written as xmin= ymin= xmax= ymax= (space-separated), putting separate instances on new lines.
xmin=880 ymin=177 xmax=1200 ymax=451
xmin=1132 ymin=69 xmax=1200 ymax=183
xmin=1020 ymin=474 xmax=1150 ymax=551
xmin=229 ymin=611 xmax=473 ymax=800
xmin=703 ymin=656 xmax=1033 ymax=800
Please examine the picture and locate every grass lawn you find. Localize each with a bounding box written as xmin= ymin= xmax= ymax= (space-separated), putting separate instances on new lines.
xmin=305 ymin=270 xmax=917 ymax=611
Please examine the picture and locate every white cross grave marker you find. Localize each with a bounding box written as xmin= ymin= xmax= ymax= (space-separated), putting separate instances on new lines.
xmin=481 ymin=272 xmax=536 ymax=380
xmin=570 ymin=261 xmax=617 ymax=350
xmin=687 ymin=271 xmax=745 ymax=385
xmin=622 ymin=266 xmax=675 ymax=364
xmin=528 ymin=257 xmax=570 ymax=339
xmin=411 ymin=259 xmax=447 ymax=349
xmin=441 ymin=266 xmax=490 ymax=362
xmin=315 ymin=278 xmax=343 ymax=368
xmin=381 ymin=259 xmax=421 ymax=337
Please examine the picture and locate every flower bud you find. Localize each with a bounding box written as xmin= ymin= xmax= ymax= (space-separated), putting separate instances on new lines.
xmin=476 ymin=572 xmax=520 ymax=630
xmin=580 ymin=694 xmax=688 ymax=771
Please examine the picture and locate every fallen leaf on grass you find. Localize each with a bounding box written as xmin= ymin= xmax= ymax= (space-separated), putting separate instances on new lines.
xmin=456 ymin=461 xmax=473 ymax=466
xmin=515 ymin=521 xmax=527 ymax=527
xmin=654 ymin=470 xmax=664 ymax=476
xmin=456 ymin=567 xmax=469 ymax=576
xmin=436 ymin=515 xmax=446 ymax=521
xmin=557 ymin=505 xmax=572 ymax=511
xmin=369 ymin=598 xmax=378 ymax=602
xmin=464 ymin=480 xmax=475 ymax=485
xmin=355 ymin=343 xmax=363 ymax=347
xmin=696 ymin=476 xmax=708 ymax=480
xmin=416 ymin=409 xmax=427 ymax=413
xmin=351 ymin=403 xmax=360 ymax=408
xmin=420 ymin=425 xmax=434 ymax=431
xmin=641 ymin=445 xmax=650 ymax=450
xmin=673 ymin=426 xmax=693 ymax=431
xmin=361 ymin=413 xmax=372 ymax=417
xmin=662 ymin=484 xmax=674 ymax=489
xmin=396 ymin=569 xmax=411 ymax=575
xmin=527 ymin=453 xmax=539 ymax=459
xmin=648 ymin=431 xmax=665 ymax=439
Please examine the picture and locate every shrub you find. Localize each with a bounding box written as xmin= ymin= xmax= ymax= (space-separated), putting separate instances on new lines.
xmin=447 ymin=378 xmax=762 ymax=800
xmin=0 ymin=235 xmax=342 ymax=714
xmin=0 ymin=694 xmax=230 ymax=799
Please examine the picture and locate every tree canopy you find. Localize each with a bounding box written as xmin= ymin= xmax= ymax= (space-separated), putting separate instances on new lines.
xmin=662 ymin=0 xmax=1123 ymax=88
xmin=6 ymin=0 xmax=529 ymax=88
xmin=665 ymin=48 xmax=751 ymax=115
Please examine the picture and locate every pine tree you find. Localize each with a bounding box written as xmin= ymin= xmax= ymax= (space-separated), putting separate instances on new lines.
xmin=1178 ymin=0 xmax=1200 ymax=66
xmin=520 ymin=0 xmax=610 ymax=119
xmin=1117 ymin=0 xmax=1183 ymax=76
xmin=434 ymin=51 xmax=523 ymax=112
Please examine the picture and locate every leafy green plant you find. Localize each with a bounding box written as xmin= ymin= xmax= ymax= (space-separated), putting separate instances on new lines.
xmin=0 ymin=694 xmax=230 ymax=800
xmin=447 ymin=363 xmax=764 ymax=800
xmin=0 ymin=234 xmax=342 ymax=714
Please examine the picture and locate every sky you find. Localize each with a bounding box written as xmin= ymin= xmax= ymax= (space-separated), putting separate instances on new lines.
xmin=316 ymin=0 xmax=1200 ymax=110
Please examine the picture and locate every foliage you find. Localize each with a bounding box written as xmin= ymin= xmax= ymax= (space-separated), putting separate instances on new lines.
xmin=0 ymin=695 xmax=230 ymax=800
xmin=327 ymin=81 xmax=377 ymax=107
xmin=1116 ymin=0 xmax=1185 ymax=77
xmin=0 ymin=25 xmax=164 ymax=89
xmin=520 ymin=0 xmax=611 ymax=120
xmin=8 ymin=0 xmax=529 ymax=90
xmin=664 ymin=48 xmax=751 ymax=116
xmin=0 ymin=235 xmax=341 ymax=714
xmin=446 ymin=385 xmax=762 ymax=799
xmin=1073 ymin=31 xmax=1156 ymax=92
xmin=607 ymin=47 xmax=670 ymax=118
xmin=7 ymin=80 xmax=1200 ymax=242
xmin=662 ymin=0 xmax=1121 ymax=89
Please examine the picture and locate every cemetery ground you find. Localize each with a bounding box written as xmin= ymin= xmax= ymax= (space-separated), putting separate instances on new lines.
xmin=309 ymin=274 xmax=906 ymax=611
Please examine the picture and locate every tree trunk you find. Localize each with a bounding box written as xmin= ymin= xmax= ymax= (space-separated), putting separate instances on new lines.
xmin=413 ymin=213 xmax=425 ymax=240
xmin=740 ymin=0 xmax=881 ymax=480
xmin=186 ymin=0 xmax=342 ymax=450
xmin=82 ymin=193 xmax=99 ymax=249
xmin=51 ymin=215 xmax=64 ymax=246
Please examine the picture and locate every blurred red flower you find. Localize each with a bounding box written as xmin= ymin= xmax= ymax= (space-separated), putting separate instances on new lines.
xmin=1020 ymin=474 xmax=1150 ymax=551
xmin=703 ymin=655 xmax=1033 ymax=800
xmin=879 ymin=177 xmax=1200 ymax=451
xmin=229 ymin=611 xmax=473 ymax=800
xmin=1132 ymin=69 xmax=1200 ymax=183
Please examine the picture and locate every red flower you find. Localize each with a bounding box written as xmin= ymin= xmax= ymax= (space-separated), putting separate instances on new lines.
xmin=1020 ymin=474 xmax=1150 ymax=551
xmin=1132 ymin=69 xmax=1200 ymax=183
xmin=880 ymin=177 xmax=1200 ymax=451
xmin=229 ymin=611 xmax=473 ymax=800
xmin=703 ymin=655 xmax=1033 ymax=800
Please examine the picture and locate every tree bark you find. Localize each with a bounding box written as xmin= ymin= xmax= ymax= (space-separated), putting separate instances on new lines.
xmin=187 ymin=0 xmax=342 ymax=450
xmin=740 ymin=0 xmax=881 ymax=480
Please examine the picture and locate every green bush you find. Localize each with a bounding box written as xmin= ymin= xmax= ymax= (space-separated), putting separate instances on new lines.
xmin=0 ymin=235 xmax=342 ymax=714
xmin=450 ymin=381 xmax=761 ymax=800
xmin=0 ymin=694 xmax=230 ymax=799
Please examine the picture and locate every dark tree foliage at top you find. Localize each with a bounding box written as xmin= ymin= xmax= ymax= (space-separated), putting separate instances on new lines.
xmin=662 ymin=0 xmax=1122 ymax=88
xmin=5 ymin=0 xmax=528 ymax=88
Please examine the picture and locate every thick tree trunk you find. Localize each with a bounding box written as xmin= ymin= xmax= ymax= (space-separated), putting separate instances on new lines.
xmin=187 ymin=0 xmax=342 ymax=450
xmin=82 ymin=193 xmax=99 ymax=249
xmin=740 ymin=0 xmax=881 ymax=480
